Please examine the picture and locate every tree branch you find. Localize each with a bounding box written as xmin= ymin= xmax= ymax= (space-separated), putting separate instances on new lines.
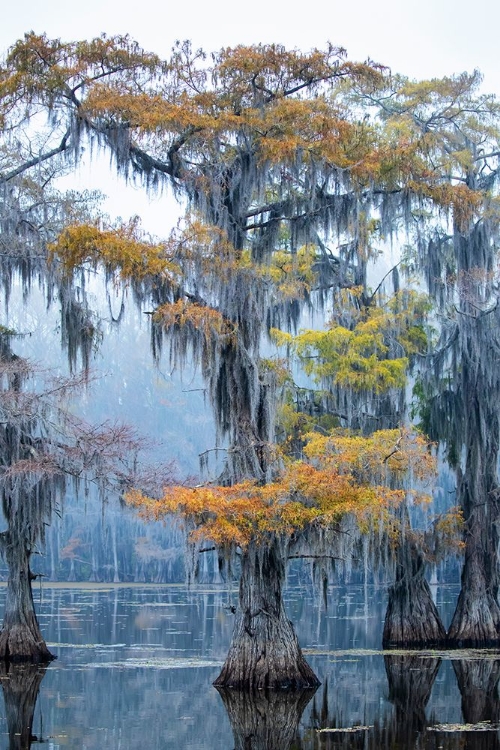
xmin=0 ymin=129 xmax=72 ymax=184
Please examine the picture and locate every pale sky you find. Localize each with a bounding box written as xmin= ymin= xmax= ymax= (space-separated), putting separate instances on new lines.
xmin=2 ymin=0 xmax=498 ymax=233
xmin=2 ymin=0 xmax=499 ymax=91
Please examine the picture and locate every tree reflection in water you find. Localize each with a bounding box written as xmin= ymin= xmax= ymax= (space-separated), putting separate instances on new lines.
xmin=300 ymin=656 xmax=439 ymax=749
xmin=300 ymin=654 xmax=500 ymax=749
xmin=382 ymin=654 xmax=441 ymax=741
xmin=0 ymin=663 xmax=46 ymax=749
xmin=217 ymin=686 xmax=316 ymax=750
xmin=448 ymin=658 xmax=500 ymax=750
xmin=2 ymin=587 xmax=500 ymax=749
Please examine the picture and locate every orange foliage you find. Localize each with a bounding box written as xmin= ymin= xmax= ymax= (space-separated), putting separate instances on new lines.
xmin=126 ymin=427 xmax=433 ymax=550
xmin=303 ymin=427 xmax=436 ymax=487
xmin=60 ymin=536 xmax=84 ymax=560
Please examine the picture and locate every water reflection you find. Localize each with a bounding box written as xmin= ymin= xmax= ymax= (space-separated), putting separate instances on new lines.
xmin=217 ymin=687 xmax=316 ymax=750
xmin=303 ymin=654 xmax=500 ymax=750
xmin=451 ymin=659 xmax=500 ymax=750
xmin=383 ymin=654 xmax=441 ymax=740
xmin=0 ymin=664 xmax=46 ymax=749
xmin=0 ymin=584 xmax=500 ymax=748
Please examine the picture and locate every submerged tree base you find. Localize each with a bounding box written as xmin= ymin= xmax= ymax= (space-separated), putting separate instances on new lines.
xmin=447 ymin=591 xmax=500 ymax=648
xmin=0 ymin=625 xmax=56 ymax=664
xmin=213 ymin=601 xmax=320 ymax=690
xmin=446 ymin=637 xmax=500 ymax=649
xmin=213 ymin=644 xmax=320 ymax=691
xmin=214 ymin=543 xmax=320 ymax=691
xmin=383 ymin=574 xmax=447 ymax=649
xmin=0 ymin=541 xmax=57 ymax=663
xmin=447 ymin=571 xmax=500 ymax=648
xmin=383 ymin=527 xmax=447 ymax=649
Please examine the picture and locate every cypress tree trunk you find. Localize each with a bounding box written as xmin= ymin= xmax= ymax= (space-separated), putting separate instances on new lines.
xmin=383 ymin=509 xmax=446 ymax=648
xmin=447 ymin=368 xmax=500 ymax=646
xmin=447 ymin=227 xmax=500 ymax=646
xmin=0 ymin=663 xmax=47 ymax=749
xmin=0 ymin=533 xmax=54 ymax=662
xmin=447 ymin=500 xmax=500 ymax=646
xmin=213 ymin=541 xmax=319 ymax=690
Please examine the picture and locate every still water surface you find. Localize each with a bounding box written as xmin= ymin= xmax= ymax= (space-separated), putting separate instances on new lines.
xmin=0 ymin=582 xmax=498 ymax=749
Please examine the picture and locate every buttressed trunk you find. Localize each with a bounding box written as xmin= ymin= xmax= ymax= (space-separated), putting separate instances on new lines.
xmin=383 ymin=509 xmax=446 ymax=648
xmin=447 ymin=230 xmax=500 ymax=646
xmin=0 ymin=533 xmax=54 ymax=662
xmin=448 ymin=368 xmax=500 ymax=646
xmin=447 ymin=498 xmax=500 ymax=646
xmin=213 ymin=541 xmax=319 ymax=690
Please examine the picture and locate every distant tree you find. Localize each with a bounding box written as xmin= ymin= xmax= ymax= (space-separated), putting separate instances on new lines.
xmin=0 ymin=327 xmax=170 ymax=661
xmin=272 ymin=284 xmax=459 ymax=647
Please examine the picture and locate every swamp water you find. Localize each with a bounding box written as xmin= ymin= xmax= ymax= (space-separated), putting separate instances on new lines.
xmin=0 ymin=582 xmax=498 ymax=749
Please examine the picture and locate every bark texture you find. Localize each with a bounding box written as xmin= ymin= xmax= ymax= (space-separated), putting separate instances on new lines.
xmin=0 ymin=663 xmax=47 ymax=749
xmin=0 ymin=534 xmax=54 ymax=662
xmin=445 ymin=225 xmax=500 ymax=647
xmin=448 ymin=537 xmax=500 ymax=647
xmin=217 ymin=685 xmax=315 ymax=749
xmin=213 ymin=542 xmax=319 ymax=690
xmin=447 ymin=446 xmax=500 ymax=646
xmin=383 ymin=512 xmax=446 ymax=648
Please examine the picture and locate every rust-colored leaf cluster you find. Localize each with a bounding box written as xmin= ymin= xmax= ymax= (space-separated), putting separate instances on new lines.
xmin=126 ymin=426 xmax=434 ymax=551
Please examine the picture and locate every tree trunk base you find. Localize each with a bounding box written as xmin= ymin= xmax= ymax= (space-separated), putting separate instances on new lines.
xmin=213 ymin=649 xmax=320 ymax=691
xmin=383 ymin=577 xmax=447 ymax=649
xmin=214 ymin=543 xmax=320 ymax=690
xmin=0 ymin=624 xmax=55 ymax=663
xmin=213 ymin=610 xmax=320 ymax=689
xmin=447 ymin=589 xmax=500 ymax=648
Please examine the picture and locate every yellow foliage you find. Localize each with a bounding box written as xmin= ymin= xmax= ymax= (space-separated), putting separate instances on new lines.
xmin=433 ymin=506 xmax=465 ymax=553
xmin=49 ymin=220 xmax=178 ymax=281
xmin=153 ymin=300 xmax=237 ymax=342
xmin=272 ymin=289 xmax=430 ymax=394
xmin=303 ymin=427 xmax=436 ymax=488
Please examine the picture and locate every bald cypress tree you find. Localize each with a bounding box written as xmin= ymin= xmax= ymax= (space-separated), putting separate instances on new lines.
xmin=6 ymin=33 xmax=500 ymax=653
